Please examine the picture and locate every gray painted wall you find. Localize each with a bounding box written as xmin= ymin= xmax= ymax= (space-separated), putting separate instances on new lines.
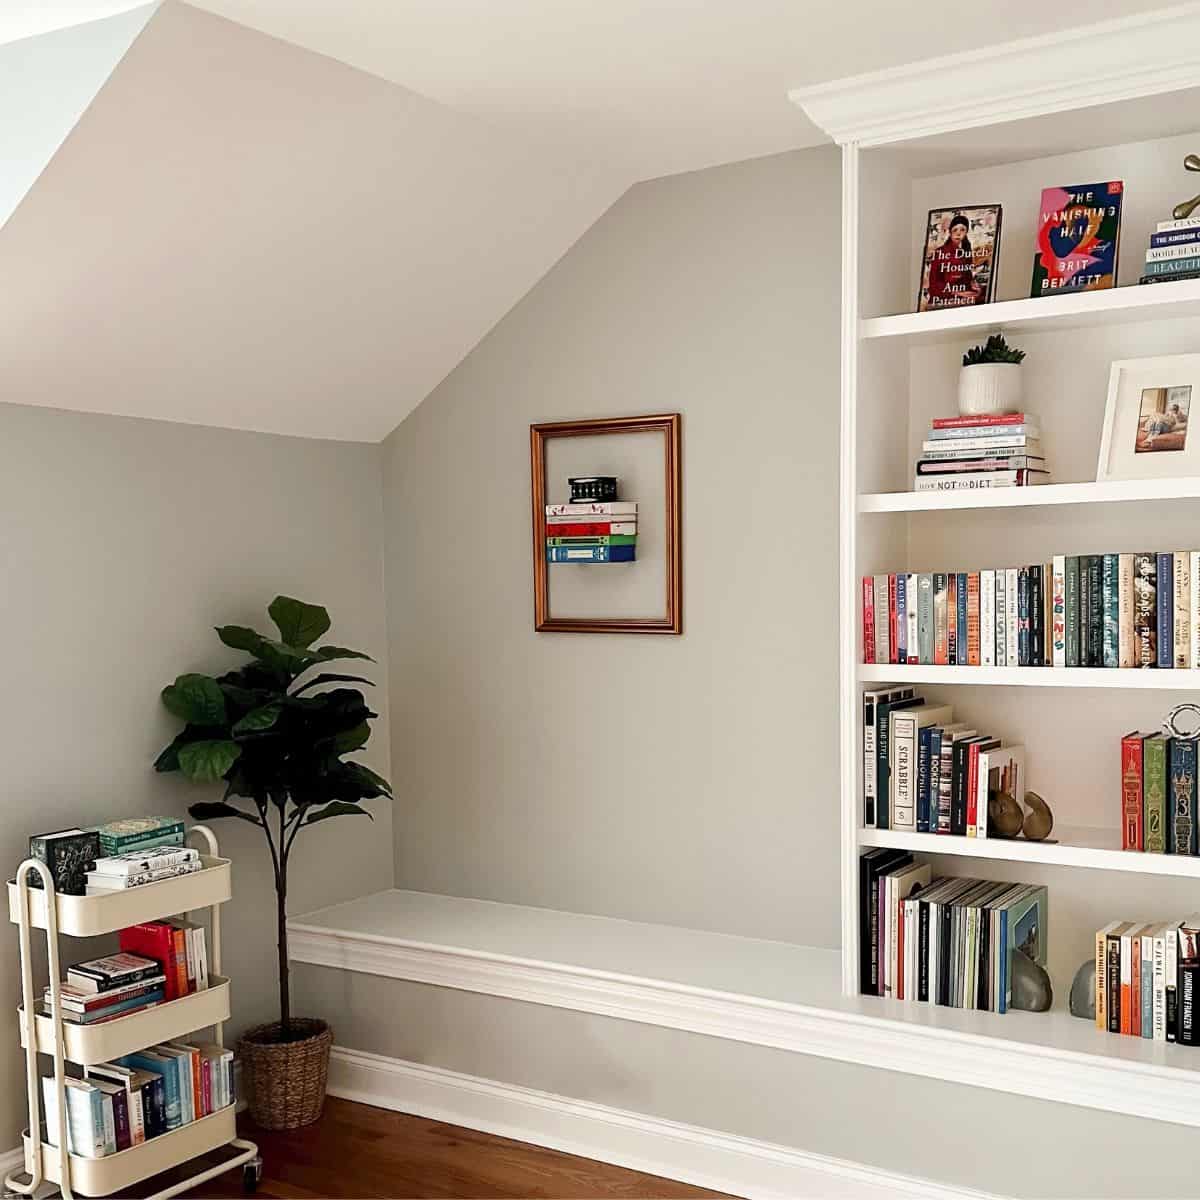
xmin=382 ymin=148 xmax=842 ymax=946
xmin=0 ymin=403 xmax=393 ymax=1146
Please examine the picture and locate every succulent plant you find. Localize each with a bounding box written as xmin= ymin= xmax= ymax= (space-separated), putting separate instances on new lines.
xmin=962 ymin=333 xmax=1026 ymax=367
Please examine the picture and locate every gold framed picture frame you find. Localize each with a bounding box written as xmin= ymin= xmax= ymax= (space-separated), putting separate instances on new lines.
xmin=530 ymin=413 xmax=682 ymax=634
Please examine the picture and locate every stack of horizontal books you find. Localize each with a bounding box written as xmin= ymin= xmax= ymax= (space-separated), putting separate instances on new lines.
xmin=1138 ymin=216 xmax=1200 ymax=285
xmin=545 ymin=501 xmax=637 ymax=562
xmin=915 ymin=413 xmax=1047 ymax=492
xmin=85 ymin=846 xmax=202 ymax=895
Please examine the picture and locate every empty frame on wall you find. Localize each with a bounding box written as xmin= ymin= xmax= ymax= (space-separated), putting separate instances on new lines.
xmin=530 ymin=413 xmax=682 ymax=634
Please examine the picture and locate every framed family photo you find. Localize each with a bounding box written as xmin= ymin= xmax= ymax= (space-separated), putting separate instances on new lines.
xmin=1097 ymin=354 xmax=1200 ymax=481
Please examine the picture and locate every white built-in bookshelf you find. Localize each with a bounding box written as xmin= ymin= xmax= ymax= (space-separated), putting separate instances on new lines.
xmin=791 ymin=4 xmax=1200 ymax=1090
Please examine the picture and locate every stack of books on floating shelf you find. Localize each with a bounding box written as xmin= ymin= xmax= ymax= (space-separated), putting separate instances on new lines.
xmin=1139 ymin=217 xmax=1200 ymax=285
xmin=859 ymin=851 xmax=1047 ymax=1013
xmin=85 ymin=846 xmax=202 ymax=895
xmin=915 ymin=413 xmax=1048 ymax=493
xmin=1093 ymin=918 xmax=1200 ymax=1045
xmin=861 ymin=686 xmax=1024 ymax=834
xmin=545 ymin=501 xmax=637 ymax=563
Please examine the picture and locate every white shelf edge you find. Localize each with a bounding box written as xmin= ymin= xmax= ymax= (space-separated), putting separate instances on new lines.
xmin=858 ymin=827 xmax=1200 ymax=878
xmin=859 ymin=279 xmax=1200 ymax=344
xmin=858 ymin=477 xmax=1200 ymax=513
xmin=289 ymin=889 xmax=1200 ymax=1130
xmin=856 ymin=664 xmax=1200 ymax=689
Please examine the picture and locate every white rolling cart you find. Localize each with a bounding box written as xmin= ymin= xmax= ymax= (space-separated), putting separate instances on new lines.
xmin=4 ymin=826 xmax=261 ymax=1199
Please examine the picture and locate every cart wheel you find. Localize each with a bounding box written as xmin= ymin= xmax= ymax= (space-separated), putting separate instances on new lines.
xmin=243 ymin=1157 xmax=262 ymax=1194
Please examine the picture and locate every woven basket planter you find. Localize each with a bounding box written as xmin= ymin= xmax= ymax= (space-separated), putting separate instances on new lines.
xmin=239 ymin=1018 xmax=332 ymax=1130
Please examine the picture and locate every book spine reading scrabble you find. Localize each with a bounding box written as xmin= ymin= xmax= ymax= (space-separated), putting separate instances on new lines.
xmin=859 ymin=850 xmax=1047 ymax=1011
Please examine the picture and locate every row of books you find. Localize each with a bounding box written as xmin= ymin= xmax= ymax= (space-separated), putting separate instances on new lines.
xmin=43 ymin=1042 xmax=233 ymax=1158
xmin=860 ymin=850 xmax=1048 ymax=1013
xmin=862 ymin=686 xmax=1024 ymax=833
xmin=1120 ymin=733 xmax=1198 ymax=856
xmin=30 ymin=817 xmax=188 ymax=897
xmin=863 ymin=552 xmax=1200 ymax=669
xmin=544 ymin=501 xmax=637 ymax=563
xmin=1093 ymin=918 xmax=1200 ymax=1045
xmin=48 ymin=924 xmax=211 ymax=1026
xmin=1137 ymin=216 xmax=1200 ymax=286
xmin=914 ymin=412 xmax=1047 ymax=493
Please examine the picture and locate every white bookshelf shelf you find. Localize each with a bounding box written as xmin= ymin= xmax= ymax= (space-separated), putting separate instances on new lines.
xmin=859 ymin=278 xmax=1200 ymax=345
xmin=857 ymin=664 xmax=1200 ymax=689
xmin=858 ymin=477 xmax=1200 ymax=514
xmin=859 ymin=826 xmax=1200 ymax=878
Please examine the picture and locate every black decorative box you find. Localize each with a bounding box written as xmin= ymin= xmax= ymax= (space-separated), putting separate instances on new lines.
xmin=568 ymin=476 xmax=619 ymax=502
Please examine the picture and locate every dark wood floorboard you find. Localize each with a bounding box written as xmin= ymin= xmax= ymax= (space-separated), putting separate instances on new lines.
xmin=135 ymin=1097 xmax=732 ymax=1199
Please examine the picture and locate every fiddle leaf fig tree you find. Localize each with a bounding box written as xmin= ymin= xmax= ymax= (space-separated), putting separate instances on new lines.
xmin=155 ymin=596 xmax=391 ymax=1038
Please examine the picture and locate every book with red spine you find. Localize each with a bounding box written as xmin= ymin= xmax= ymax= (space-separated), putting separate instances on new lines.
xmin=1120 ymin=732 xmax=1145 ymax=851
xmin=200 ymin=1056 xmax=212 ymax=1115
xmin=931 ymin=413 xmax=1035 ymax=430
xmin=542 ymin=520 xmax=636 ymax=536
xmin=888 ymin=575 xmax=899 ymax=665
xmin=862 ymin=577 xmax=876 ymax=664
xmin=118 ymin=923 xmax=185 ymax=1001
xmin=967 ymin=573 xmax=981 ymax=665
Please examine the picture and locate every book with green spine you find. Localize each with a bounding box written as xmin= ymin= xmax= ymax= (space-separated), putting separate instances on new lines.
xmin=545 ymin=534 xmax=636 ymax=546
xmin=94 ymin=817 xmax=185 ymax=857
xmin=1144 ymin=734 xmax=1167 ymax=853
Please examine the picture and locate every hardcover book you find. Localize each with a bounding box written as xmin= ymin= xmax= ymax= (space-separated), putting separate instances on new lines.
xmin=917 ymin=574 xmax=934 ymax=664
xmin=28 ymin=829 xmax=100 ymax=896
xmin=1121 ymin=732 xmax=1145 ymax=850
xmin=1118 ymin=553 xmax=1136 ymax=668
xmin=1157 ymin=552 xmax=1175 ymax=669
xmin=1102 ymin=554 xmax=1119 ymax=668
xmin=1030 ymin=181 xmax=1123 ymax=296
xmin=1133 ymin=553 xmax=1158 ymax=666
xmin=1174 ymin=551 xmax=1191 ymax=669
xmin=1064 ymin=556 xmax=1080 ymax=667
xmin=917 ymin=205 xmax=1002 ymax=311
xmin=933 ymin=574 xmax=948 ymax=665
xmin=1144 ymin=734 xmax=1167 ymax=854
xmin=546 ymin=545 xmax=635 ymax=563
xmin=1169 ymin=738 xmax=1199 ymax=856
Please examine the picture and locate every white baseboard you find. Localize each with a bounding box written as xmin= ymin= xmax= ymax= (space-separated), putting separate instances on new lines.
xmin=327 ymin=1046 xmax=1000 ymax=1200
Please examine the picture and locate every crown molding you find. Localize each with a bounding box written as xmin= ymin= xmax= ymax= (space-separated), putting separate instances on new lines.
xmin=789 ymin=4 xmax=1200 ymax=146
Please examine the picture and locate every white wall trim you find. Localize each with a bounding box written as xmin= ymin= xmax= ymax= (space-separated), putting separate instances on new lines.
xmin=290 ymin=920 xmax=1200 ymax=1128
xmin=789 ymin=5 xmax=1200 ymax=146
xmin=327 ymin=1046 xmax=998 ymax=1200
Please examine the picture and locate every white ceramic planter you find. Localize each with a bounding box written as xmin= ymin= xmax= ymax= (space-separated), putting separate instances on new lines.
xmin=957 ymin=362 xmax=1023 ymax=417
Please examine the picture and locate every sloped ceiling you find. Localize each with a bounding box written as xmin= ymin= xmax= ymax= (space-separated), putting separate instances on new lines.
xmin=0 ymin=1 xmax=620 ymax=441
xmin=0 ymin=4 xmax=157 ymax=232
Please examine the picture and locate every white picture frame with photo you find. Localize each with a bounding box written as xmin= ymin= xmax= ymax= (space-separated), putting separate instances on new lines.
xmin=1097 ymin=354 xmax=1200 ymax=482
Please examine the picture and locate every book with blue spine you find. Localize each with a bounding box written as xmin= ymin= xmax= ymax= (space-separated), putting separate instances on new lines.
xmin=1169 ymin=738 xmax=1198 ymax=855
xmin=118 ymin=1051 xmax=182 ymax=1131
xmin=1158 ymin=552 xmax=1175 ymax=668
xmin=1150 ymin=229 xmax=1200 ymax=248
xmin=955 ymin=573 xmax=968 ymax=666
xmin=1143 ymin=256 xmax=1200 ymax=277
xmin=917 ymin=727 xmax=933 ymax=833
xmin=546 ymin=545 xmax=636 ymax=563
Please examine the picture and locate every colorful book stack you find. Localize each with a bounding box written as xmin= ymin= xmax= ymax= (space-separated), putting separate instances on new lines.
xmin=1138 ymin=216 xmax=1200 ymax=285
xmin=545 ymin=501 xmax=637 ymax=563
xmin=1092 ymin=918 xmax=1200 ymax=1045
xmin=1120 ymin=732 xmax=1198 ymax=855
xmin=862 ymin=552 xmax=1200 ymax=669
xmin=915 ymin=413 xmax=1048 ymax=492
xmin=859 ymin=851 xmax=1047 ymax=1013
xmin=861 ymin=686 xmax=1024 ymax=834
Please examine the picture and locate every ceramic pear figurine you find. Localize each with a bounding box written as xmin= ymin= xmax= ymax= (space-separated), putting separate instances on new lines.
xmin=1022 ymin=791 xmax=1053 ymax=841
xmin=988 ymin=790 xmax=1023 ymax=838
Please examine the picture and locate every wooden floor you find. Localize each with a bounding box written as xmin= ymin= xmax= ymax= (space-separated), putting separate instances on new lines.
xmin=173 ymin=1098 xmax=730 ymax=1199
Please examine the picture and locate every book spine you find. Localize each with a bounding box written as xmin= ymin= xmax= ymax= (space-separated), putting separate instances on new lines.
xmin=931 ymin=413 xmax=1033 ymax=429
xmin=546 ymin=545 xmax=635 ymax=562
xmin=1193 ymin=552 xmax=1200 ymax=668
xmin=906 ymin=573 xmax=919 ymax=664
xmin=1051 ymin=556 xmax=1066 ymax=667
xmin=888 ymin=575 xmax=899 ymax=665
xmin=1154 ymin=929 xmax=1167 ymax=1041
xmin=1169 ymin=738 xmax=1199 ymax=855
xmin=995 ymin=568 xmax=1007 ymax=667
xmin=1142 ymin=255 xmax=1200 ymax=276
xmin=892 ymin=714 xmax=918 ymax=831
xmin=1107 ymin=932 xmax=1122 ymax=1033
xmin=1167 ymin=925 xmax=1179 ymax=1042
xmin=542 ymin=521 xmax=636 ymax=536
xmin=1121 ymin=930 xmax=1133 ymax=1035
xmin=966 ymin=743 xmax=979 ymax=838
xmin=917 ymin=574 xmax=934 ymax=664
xmin=1030 ymin=565 xmax=1044 ymax=666
xmin=917 ymin=727 xmax=933 ymax=833
xmin=545 ymin=534 xmax=637 ymax=546
xmin=926 ymin=424 xmax=1040 ymax=441
xmin=1142 ymin=932 xmax=1154 ymax=1039
xmin=980 ymin=570 xmax=995 ymax=667
xmin=937 ymin=737 xmax=954 ymax=834
xmin=933 ymin=574 xmax=948 ymax=664
xmin=1152 ymin=222 xmax=1200 ymax=238
xmin=1017 ymin=568 xmax=1030 ymax=666
xmin=956 ymin=573 xmax=968 ymax=666
xmin=1121 ymin=733 xmax=1144 ymax=850
xmin=928 ymin=730 xmax=942 ymax=833
xmin=1132 ymin=933 xmax=1142 ymax=1037
xmin=545 ymin=503 xmax=637 ymax=516
xmin=1175 ymin=551 xmax=1191 ymax=668
xmin=966 ymin=573 xmax=980 ymax=666
xmin=1118 ymin=553 xmax=1135 ymax=668
xmin=1086 ymin=556 xmax=1103 ymax=668
xmin=895 ymin=573 xmax=907 ymax=664
xmin=874 ymin=575 xmax=889 ymax=665
xmin=1133 ymin=552 xmax=1157 ymax=666
xmin=862 ymin=694 xmax=878 ymax=827
xmin=947 ymin=573 xmax=958 ymax=664
xmin=1096 ymin=926 xmax=1108 ymax=1031
xmin=1145 ymin=736 xmax=1167 ymax=853
xmin=1145 ymin=242 xmax=1200 ymax=261
xmin=912 ymin=472 xmax=1043 ymax=492
xmin=1005 ymin=568 xmax=1019 ymax=666
xmin=1183 ymin=965 xmax=1200 ymax=1045
xmin=1158 ymin=552 xmax=1175 ymax=668
xmin=1102 ymin=554 xmax=1119 ymax=667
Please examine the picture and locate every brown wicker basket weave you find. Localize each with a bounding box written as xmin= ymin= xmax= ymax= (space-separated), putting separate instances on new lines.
xmin=239 ymin=1018 xmax=332 ymax=1130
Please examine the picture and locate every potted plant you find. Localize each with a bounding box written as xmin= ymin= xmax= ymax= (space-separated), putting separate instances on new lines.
xmin=958 ymin=333 xmax=1026 ymax=416
xmin=154 ymin=596 xmax=391 ymax=1130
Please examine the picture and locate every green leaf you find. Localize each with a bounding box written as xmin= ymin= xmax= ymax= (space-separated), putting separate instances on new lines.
xmin=302 ymin=801 xmax=374 ymax=826
xmin=187 ymin=800 xmax=262 ymax=826
xmin=342 ymin=762 xmax=393 ymax=796
xmin=161 ymin=674 xmax=226 ymax=725
xmin=154 ymin=726 xmax=209 ymax=772
xmin=232 ymin=703 xmax=283 ymax=735
xmin=268 ymin=596 xmax=331 ymax=649
xmin=291 ymin=673 xmax=374 ymax=696
xmin=332 ymin=721 xmax=370 ymax=753
xmin=216 ymin=625 xmax=266 ymax=654
xmin=177 ymin=739 xmax=242 ymax=783
xmin=313 ymin=645 xmax=374 ymax=664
